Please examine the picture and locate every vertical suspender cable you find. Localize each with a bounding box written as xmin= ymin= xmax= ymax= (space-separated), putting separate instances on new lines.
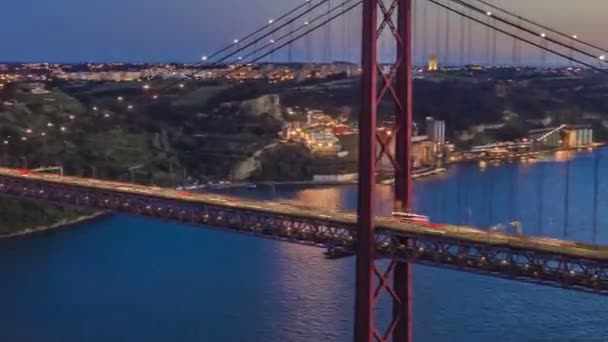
xmin=459 ymin=6 xmax=465 ymax=65
xmin=593 ymin=149 xmax=600 ymax=243
xmin=445 ymin=1 xmax=451 ymax=65
xmin=564 ymin=151 xmax=571 ymax=239
xmin=537 ymin=162 xmax=544 ymax=235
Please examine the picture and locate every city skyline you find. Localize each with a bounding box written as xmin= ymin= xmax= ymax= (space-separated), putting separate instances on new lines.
xmin=1 ymin=0 xmax=605 ymax=65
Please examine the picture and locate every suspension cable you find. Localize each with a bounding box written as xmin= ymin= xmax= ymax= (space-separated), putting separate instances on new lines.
xmin=450 ymin=0 xmax=607 ymax=65
xmin=424 ymin=0 xmax=608 ymax=73
xmin=219 ymin=1 xmax=362 ymax=79
xmin=215 ymin=0 xmax=332 ymax=64
xmin=472 ymin=0 xmax=608 ymax=54
xmin=207 ymin=0 xmax=316 ymax=61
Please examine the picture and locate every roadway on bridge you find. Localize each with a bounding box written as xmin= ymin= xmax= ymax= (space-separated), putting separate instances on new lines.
xmin=1 ymin=167 xmax=607 ymax=261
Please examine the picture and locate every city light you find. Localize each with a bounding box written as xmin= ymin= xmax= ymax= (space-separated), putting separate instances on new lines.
xmin=304 ymin=21 xmax=309 ymax=25
xmin=104 ymin=113 xmax=110 ymax=118
xmin=3 ymin=141 xmax=8 ymax=145
xmin=486 ymin=11 xmax=492 ymax=16
xmin=540 ymin=33 xmax=546 ymax=38
xmin=268 ymin=19 xmax=274 ymax=24
xmin=233 ymin=39 xmax=239 ymax=44
xmin=60 ymin=126 xmax=66 ymax=132
xmin=152 ymin=95 xmax=159 ymax=99
xmin=117 ymin=96 xmax=124 ymax=101
xmin=201 ymin=56 xmax=208 ymax=61
xmin=572 ymin=34 xmax=578 ymax=39
xmin=93 ymin=106 xmax=98 ymax=111
xmin=270 ymin=39 xmax=275 ymax=44
xmin=25 ymin=129 xmax=32 ymax=134
xmin=600 ymin=55 xmax=606 ymax=61
xmin=21 ymin=137 xmax=27 ymax=141
xmin=179 ymin=83 xmax=185 ymax=88
xmin=41 ymin=132 xmax=46 ymax=136
xmin=127 ymin=104 xmax=134 ymax=110
xmin=69 ymin=115 xmax=75 ymax=120
xmin=143 ymin=84 xmax=150 ymax=90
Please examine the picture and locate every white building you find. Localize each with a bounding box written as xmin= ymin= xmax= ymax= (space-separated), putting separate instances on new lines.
xmin=425 ymin=117 xmax=446 ymax=145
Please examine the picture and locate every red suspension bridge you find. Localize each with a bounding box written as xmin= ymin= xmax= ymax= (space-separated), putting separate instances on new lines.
xmin=1 ymin=1 xmax=608 ymax=342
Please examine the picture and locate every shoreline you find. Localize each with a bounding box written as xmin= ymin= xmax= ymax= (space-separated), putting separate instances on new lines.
xmin=0 ymin=211 xmax=111 ymax=239
xmin=199 ymin=167 xmax=448 ymax=190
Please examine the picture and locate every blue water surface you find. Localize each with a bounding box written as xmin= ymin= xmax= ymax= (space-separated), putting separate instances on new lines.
xmin=1 ymin=149 xmax=607 ymax=341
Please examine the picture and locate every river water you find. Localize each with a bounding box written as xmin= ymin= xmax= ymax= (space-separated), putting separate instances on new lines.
xmin=1 ymin=149 xmax=608 ymax=341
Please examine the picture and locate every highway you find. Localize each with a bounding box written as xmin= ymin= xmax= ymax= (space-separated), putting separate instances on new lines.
xmin=1 ymin=167 xmax=607 ymax=262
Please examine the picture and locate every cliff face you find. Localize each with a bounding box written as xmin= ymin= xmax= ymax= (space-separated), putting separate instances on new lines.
xmin=220 ymin=94 xmax=282 ymax=119
xmin=229 ymin=142 xmax=278 ymax=181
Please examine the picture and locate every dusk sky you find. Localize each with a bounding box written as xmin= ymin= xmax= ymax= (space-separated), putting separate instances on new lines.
xmin=1 ymin=0 xmax=604 ymax=65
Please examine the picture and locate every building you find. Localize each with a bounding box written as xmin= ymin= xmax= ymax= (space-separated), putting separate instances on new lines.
xmin=378 ymin=135 xmax=442 ymax=169
xmin=308 ymin=128 xmax=341 ymax=154
xmin=564 ymin=125 xmax=593 ymax=148
xmin=428 ymin=55 xmax=438 ymax=71
xmin=529 ymin=124 xmax=593 ymax=149
xmin=331 ymin=125 xmax=354 ymax=136
xmin=425 ymin=117 xmax=446 ymax=145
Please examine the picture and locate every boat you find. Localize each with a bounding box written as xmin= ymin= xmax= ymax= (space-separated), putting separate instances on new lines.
xmin=392 ymin=211 xmax=430 ymax=223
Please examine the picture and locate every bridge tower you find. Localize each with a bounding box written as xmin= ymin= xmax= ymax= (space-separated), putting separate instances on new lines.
xmin=355 ymin=0 xmax=413 ymax=341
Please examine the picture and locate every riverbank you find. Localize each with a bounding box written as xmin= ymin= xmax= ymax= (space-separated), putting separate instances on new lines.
xmin=0 ymin=211 xmax=110 ymax=239
xmin=191 ymin=167 xmax=448 ymax=190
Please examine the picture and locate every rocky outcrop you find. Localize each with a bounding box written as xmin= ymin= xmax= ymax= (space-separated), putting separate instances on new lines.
xmin=220 ymin=94 xmax=282 ymax=119
xmin=229 ymin=142 xmax=278 ymax=181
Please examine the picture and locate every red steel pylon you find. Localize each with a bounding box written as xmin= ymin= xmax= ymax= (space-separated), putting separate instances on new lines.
xmin=355 ymin=0 xmax=413 ymax=341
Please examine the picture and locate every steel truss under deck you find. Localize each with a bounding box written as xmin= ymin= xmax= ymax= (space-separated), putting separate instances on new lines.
xmin=1 ymin=175 xmax=607 ymax=297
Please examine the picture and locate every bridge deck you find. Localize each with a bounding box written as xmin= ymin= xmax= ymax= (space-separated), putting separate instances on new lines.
xmin=1 ymin=167 xmax=607 ymax=261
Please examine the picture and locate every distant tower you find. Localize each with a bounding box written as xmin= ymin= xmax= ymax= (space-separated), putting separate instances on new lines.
xmin=428 ymin=54 xmax=438 ymax=71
